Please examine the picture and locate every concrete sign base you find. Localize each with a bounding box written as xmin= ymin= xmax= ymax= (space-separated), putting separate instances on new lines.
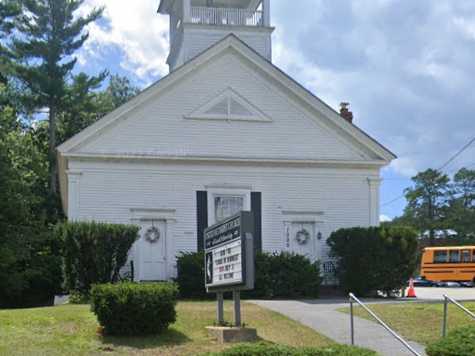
xmin=206 ymin=326 xmax=258 ymax=344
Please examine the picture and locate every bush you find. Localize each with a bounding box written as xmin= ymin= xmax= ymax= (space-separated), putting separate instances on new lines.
xmin=327 ymin=226 xmax=418 ymax=296
xmin=426 ymin=325 xmax=475 ymax=356
xmin=176 ymin=251 xmax=207 ymax=299
xmin=0 ymin=225 xmax=63 ymax=308
xmin=91 ymin=282 xmax=178 ymax=335
xmin=176 ymin=251 xmax=321 ymax=299
xmin=204 ymin=342 xmax=376 ymax=356
xmin=56 ymin=221 xmax=139 ymax=295
xmin=247 ymin=252 xmax=321 ymax=299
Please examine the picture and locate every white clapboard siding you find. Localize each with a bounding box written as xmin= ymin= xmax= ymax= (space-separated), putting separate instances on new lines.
xmin=77 ymin=51 xmax=372 ymax=162
xmin=179 ymin=28 xmax=271 ymax=67
xmin=69 ymin=159 xmax=379 ymax=266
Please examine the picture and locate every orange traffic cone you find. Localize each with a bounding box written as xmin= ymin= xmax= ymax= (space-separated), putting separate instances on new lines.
xmin=406 ymin=278 xmax=417 ymax=298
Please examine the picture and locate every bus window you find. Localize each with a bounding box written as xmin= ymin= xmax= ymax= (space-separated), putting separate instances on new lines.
xmin=461 ymin=250 xmax=470 ymax=263
xmin=473 ymin=250 xmax=475 ymax=263
xmin=434 ymin=250 xmax=448 ymax=263
xmin=449 ymin=250 xmax=460 ymax=263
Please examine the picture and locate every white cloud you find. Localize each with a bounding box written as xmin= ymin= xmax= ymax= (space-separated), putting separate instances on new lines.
xmin=380 ymin=214 xmax=392 ymax=222
xmin=453 ymin=17 xmax=475 ymax=40
xmin=79 ymin=0 xmax=170 ymax=81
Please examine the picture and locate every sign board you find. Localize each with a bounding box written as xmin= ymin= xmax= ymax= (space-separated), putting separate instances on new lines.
xmin=204 ymin=211 xmax=255 ymax=293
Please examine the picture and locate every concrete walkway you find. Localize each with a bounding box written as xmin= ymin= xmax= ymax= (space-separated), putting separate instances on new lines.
xmin=251 ymin=299 xmax=426 ymax=356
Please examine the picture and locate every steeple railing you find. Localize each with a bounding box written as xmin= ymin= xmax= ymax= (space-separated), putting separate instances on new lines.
xmin=190 ymin=6 xmax=264 ymax=27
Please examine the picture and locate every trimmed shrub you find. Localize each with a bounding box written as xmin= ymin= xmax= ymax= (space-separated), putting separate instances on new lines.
xmin=327 ymin=226 xmax=418 ymax=296
xmin=176 ymin=251 xmax=207 ymax=299
xmin=91 ymin=282 xmax=178 ymax=335
xmin=204 ymin=342 xmax=376 ymax=356
xmin=426 ymin=325 xmax=475 ymax=356
xmin=176 ymin=251 xmax=321 ymax=299
xmin=56 ymin=221 xmax=139 ymax=294
xmin=247 ymin=252 xmax=321 ymax=299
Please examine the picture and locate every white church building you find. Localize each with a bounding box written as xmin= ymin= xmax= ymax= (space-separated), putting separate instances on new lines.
xmin=57 ymin=0 xmax=396 ymax=282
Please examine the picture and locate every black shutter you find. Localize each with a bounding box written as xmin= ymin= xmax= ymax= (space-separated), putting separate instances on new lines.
xmin=251 ymin=192 xmax=262 ymax=252
xmin=196 ymin=191 xmax=208 ymax=251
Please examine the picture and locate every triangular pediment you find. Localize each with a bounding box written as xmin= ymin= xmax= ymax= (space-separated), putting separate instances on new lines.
xmin=185 ymin=87 xmax=272 ymax=122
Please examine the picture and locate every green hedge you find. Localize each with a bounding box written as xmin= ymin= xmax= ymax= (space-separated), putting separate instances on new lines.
xmin=248 ymin=252 xmax=321 ymax=299
xmin=426 ymin=325 xmax=475 ymax=356
xmin=176 ymin=251 xmax=321 ymax=299
xmin=327 ymin=226 xmax=418 ymax=296
xmin=91 ymin=282 xmax=178 ymax=335
xmin=176 ymin=251 xmax=207 ymax=299
xmin=204 ymin=342 xmax=376 ymax=356
xmin=56 ymin=221 xmax=139 ymax=294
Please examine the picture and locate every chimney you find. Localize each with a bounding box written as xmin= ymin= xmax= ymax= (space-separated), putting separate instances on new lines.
xmin=340 ymin=102 xmax=353 ymax=124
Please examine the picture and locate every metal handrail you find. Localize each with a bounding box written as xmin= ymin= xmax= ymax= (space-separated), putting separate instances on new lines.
xmin=349 ymin=293 xmax=422 ymax=356
xmin=442 ymin=294 xmax=475 ymax=337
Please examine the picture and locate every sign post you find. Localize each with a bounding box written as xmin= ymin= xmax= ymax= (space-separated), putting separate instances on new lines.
xmin=204 ymin=211 xmax=257 ymax=341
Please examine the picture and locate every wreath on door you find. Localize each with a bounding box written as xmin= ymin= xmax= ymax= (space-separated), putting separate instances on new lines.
xmin=295 ymin=229 xmax=310 ymax=245
xmin=145 ymin=226 xmax=160 ymax=244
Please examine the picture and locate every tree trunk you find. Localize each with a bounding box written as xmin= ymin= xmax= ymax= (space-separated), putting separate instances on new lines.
xmin=49 ymin=102 xmax=57 ymax=195
xmin=428 ymin=198 xmax=434 ymax=246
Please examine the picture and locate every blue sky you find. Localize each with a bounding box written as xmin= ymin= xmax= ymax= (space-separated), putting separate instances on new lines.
xmin=75 ymin=1 xmax=475 ymax=220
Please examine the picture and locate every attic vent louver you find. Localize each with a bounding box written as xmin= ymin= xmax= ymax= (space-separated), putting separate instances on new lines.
xmin=205 ymin=98 xmax=229 ymax=116
xmin=185 ymin=87 xmax=272 ymax=122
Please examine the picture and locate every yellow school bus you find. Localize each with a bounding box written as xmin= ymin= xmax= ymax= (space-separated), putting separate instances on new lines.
xmin=421 ymin=246 xmax=475 ymax=282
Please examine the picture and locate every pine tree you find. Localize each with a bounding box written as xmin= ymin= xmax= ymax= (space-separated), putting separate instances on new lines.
xmin=0 ymin=0 xmax=20 ymax=84
xmin=9 ymin=0 xmax=103 ymax=197
xmin=403 ymin=169 xmax=450 ymax=245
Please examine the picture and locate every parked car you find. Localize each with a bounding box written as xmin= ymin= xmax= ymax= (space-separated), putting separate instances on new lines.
xmin=435 ymin=281 xmax=462 ymax=288
xmin=459 ymin=281 xmax=474 ymax=288
xmin=412 ymin=277 xmax=435 ymax=287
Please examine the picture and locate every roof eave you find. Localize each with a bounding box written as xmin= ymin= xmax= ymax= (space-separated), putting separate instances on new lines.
xmin=158 ymin=0 xmax=173 ymax=14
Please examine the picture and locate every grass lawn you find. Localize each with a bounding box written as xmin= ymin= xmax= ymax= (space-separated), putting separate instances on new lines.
xmin=340 ymin=301 xmax=475 ymax=346
xmin=0 ymin=301 xmax=332 ymax=355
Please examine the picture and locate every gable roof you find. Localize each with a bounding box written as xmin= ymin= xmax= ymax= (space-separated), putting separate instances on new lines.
xmin=57 ymin=34 xmax=396 ymax=162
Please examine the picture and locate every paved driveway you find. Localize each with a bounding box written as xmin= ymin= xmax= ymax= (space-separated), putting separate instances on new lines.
xmin=412 ymin=287 xmax=475 ymax=301
xmin=251 ymin=299 xmax=427 ymax=356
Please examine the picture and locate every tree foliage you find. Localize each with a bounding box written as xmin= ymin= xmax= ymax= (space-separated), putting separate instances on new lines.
xmin=403 ymin=169 xmax=450 ymax=244
xmin=0 ymin=0 xmax=20 ymax=82
xmin=0 ymin=83 xmax=62 ymax=307
xmin=446 ymin=168 xmax=475 ymax=238
xmin=397 ymin=168 xmax=475 ymax=244
xmin=8 ymin=0 xmax=104 ymax=198
xmin=0 ymin=1 xmax=141 ymax=307
xmin=327 ymin=226 xmax=419 ymax=296
xmin=58 ymin=73 xmax=140 ymax=144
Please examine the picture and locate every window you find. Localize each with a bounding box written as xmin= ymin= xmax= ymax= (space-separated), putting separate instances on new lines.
xmin=473 ymin=250 xmax=475 ymax=263
xmin=434 ymin=250 xmax=448 ymax=263
xmin=462 ymin=250 xmax=471 ymax=263
xmin=207 ymin=188 xmax=251 ymax=225
xmin=449 ymin=250 xmax=460 ymax=263
xmin=214 ymin=195 xmax=244 ymax=223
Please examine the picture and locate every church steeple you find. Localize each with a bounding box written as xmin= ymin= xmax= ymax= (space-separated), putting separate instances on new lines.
xmin=158 ymin=0 xmax=273 ymax=72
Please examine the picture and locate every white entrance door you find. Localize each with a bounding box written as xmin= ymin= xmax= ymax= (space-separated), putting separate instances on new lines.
xmin=287 ymin=222 xmax=317 ymax=261
xmin=139 ymin=221 xmax=167 ymax=281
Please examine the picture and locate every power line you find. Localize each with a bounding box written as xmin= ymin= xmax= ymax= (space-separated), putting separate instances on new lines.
xmin=438 ymin=136 xmax=475 ymax=171
xmin=448 ymin=161 xmax=475 ymax=173
xmin=381 ymin=135 xmax=475 ymax=207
